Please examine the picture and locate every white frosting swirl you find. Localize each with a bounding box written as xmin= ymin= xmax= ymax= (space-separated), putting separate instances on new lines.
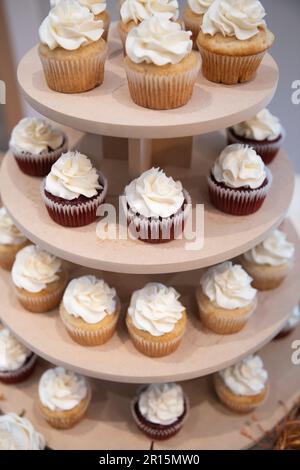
xmin=244 ymin=229 xmax=295 ymax=267
xmin=282 ymin=305 xmax=300 ymax=332
xmin=63 ymin=275 xmax=117 ymax=324
xmin=51 ymin=0 xmax=107 ymax=15
xmin=121 ymin=0 xmax=179 ymax=24
xmin=201 ymin=261 xmax=257 ymax=310
xmin=125 ymin=167 xmax=185 ymax=218
xmin=126 ymin=17 xmax=192 ymax=66
xmin=138 ymin=383 xmax=185 ymax=425
xmin=0 ymin=329 xmax=31 ymax=372
xmin=39 ymin=367 xmax=89 ymax=412
xmin=202 ymin=0 xmax=266 ymax=41
xmin=12 ymin=245 xmax=62 ymax=294
xmin=128 ymin=283 xmax=184 ymax=337
xmin=232 ymin=109 xmax=282 ymax=142
xmin=10 ymin=118 xmax=64 ymax=155
xmin=0 ymin=414 xmax=45 ymax=450
xmin=0 ymin=207 xmax=27 ymax=246
xmin=45 ymin=151 xmax=101 ymax=201
xmin=188 ymin=0 xmax=214 ymax=15
xmin=40 ymin=0 xmax=104 ymax=51
xmin=212 ymin=144 xmax=267 ymax=190
xmin=219 ymin=355 xmax=268 ymax=396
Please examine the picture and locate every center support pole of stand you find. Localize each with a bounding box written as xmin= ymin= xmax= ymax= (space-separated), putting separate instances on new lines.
xmin=128 ymin=138 xmax=152 ymax=179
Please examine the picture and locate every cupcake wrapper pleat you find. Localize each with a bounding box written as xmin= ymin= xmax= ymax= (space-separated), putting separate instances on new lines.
xmin=39 ymin=48 xmax=107 ymax=94
xmin=198 ymin=47 xmax=266 ymax=85
xmin=125 ymin=61 xmax=200 ymax=110
xmin=207 ymin=168 xmax=272 ymax=216
xmin=10 ymin=136 xmax=68 ymax=177
xmin=227 ymin=128 xmax=285 ymax=165
xmin=14 ymin=283 xmax=66 ymax=314
xmin=0 ymin=354 xmax=37 ymax=384
xmin=199 ymin=301 xmax=256 ymax=335
xmin=127 ymin=327 xmax=184 ymax=358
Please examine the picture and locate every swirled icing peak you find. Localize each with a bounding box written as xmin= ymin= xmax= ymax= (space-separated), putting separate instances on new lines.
xmin=51 ymin=0 xmax=107 ymax=16
xmin=188 ymin=0 xmax=214 ymax=15
xmin=10 ymin=117 xmax=64 ymax=154
xmin=0 ymin=329 xmax=32 ymax=372
xmin=121 ymin=0 xmax=179 ymax=24
xmin=232 ymin=109 xmax=282 ymax=142
xmin=0 ymin=414 xmax=45 ymax=450
xmin=244 ymin=229 xmax=295 ymax=267
xmin=0 ymin=207 xmax=27 ymax=246
xmin=138 ymin=383 xmax=185 ymax=425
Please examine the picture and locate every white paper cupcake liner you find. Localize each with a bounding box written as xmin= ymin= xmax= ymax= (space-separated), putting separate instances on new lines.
xmin=124 ymin=189 xmax=192 ymax=243
xmin=208 ymin=168 xmax=272 ymax=216
xmin=14 ymin=279 xmax=66 ymax=313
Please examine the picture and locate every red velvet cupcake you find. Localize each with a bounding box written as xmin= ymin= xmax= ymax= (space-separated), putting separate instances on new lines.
xmin=227 ymin=109 xmax=284 ymax=165
xmin=42 ymin=151 xmax=108 ymax=228
xmin=208 ymin=144 xmax=272 ymax=216
xmin=132 ymin=383 xmax=189 ymax=441
xmin=0 ymin=328 xmax=37 ymax=384
xmin=9 ymin=117 xmax=68 ymax=177
xmin=124 ymin=168 xmax=192 ymax=243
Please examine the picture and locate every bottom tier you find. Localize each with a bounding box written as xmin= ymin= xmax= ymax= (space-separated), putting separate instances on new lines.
xmin=1 ymin=326 xmax=299 ymax=450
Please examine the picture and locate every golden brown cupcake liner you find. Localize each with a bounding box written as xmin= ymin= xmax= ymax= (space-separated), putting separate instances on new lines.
xmin=41 ymin=171 xmax=108 ymax=228
xmin=131 ymin=395 xmax=189 ymax=441
xmin=59 ymin=300 xmax=120 ymax=346
xmin=227 ymin=128 xmax=285 ymax=165
xmin=198 ymin=46 xmax=266 ymax=85
xmin=214 ymin=374 xmax=269 ymax=413
xmin=10 ymin=134 xmax=68 ymax=177
xmin=238 ymin=256 xmax=292 ymax=291
xmin=39 ymin=45 xmax=107 ymax=93
xmin=0 ymin=353 xmax=37 ymax=384
xmin=207 ymin=167 xmax=272 ymax=216
xmin=199 ymin=304 xmax=256 ymax=335
xmin=124 ymin=59 xmax=200 ymax=110
xmin=0 ymin=242 xmax=28 ymax=271
xmin=124 ymin=190 xmax=192 ymax=244
xmin=14 ymin=281 xmax=66 ymax=314
xmin=127 ymin=323 xmax=184 ymax=358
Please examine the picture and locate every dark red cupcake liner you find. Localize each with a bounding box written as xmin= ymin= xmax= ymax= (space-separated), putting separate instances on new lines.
xmin=0 ymin=353 xmax=37 ymax=384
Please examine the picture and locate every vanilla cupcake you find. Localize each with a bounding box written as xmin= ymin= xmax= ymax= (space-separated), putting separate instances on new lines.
xmin=197 ymin=0 xmax=275 ymax=84
xmin=132 ymin=383 xmax=189 ymax=440
xmin=0 ymin=329 xmax=37 ymax=384
xmin=0 ymin=207 xmax=28 ymax=271
xmin=196 ymin=261 xmax=257 ymax=334
xmin=0 ymin=413 xmax=45 ymax=450
xmin=227 ymin=109 xmax=284 ymax=165
xmin=124 ymin=168 xmax=191 ymax=243
xmin=214 ymin=355 xmax=269 ymax=413
xmin=12 ymin=245 xmax=67 ymax=313
xmin=126 ymin=283 xmax=187 ymax=357
xmin=50 ymin=0 xmax=111 ymax=40
xmin=124 ymin=17 xmax=200 ymax=110
xmin=9 ymin=118 xmax=68 ymax=177
xmin=208 ymin=144 xmax=272 ymax=216
xmin=60 ymin=275 xmax=120 ymax=346
xmin=238 ymin=229 xmax=295 ymax=291
xmin=39 ymin=0 xmax=107 ymax=93
xmin=42 ymin=151 xmax=108 ymax=227
xmin=276 ymin=305 xmax=300 ymax=340
xmin=38 ymin=367 xmax=91 ymax=429
xmin=183 ymin=0 xmax=214 ymax=48
xmin=119 ymin=0 xmax=179 ymax=49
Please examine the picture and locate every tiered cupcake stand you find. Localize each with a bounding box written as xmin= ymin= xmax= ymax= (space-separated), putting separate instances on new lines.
xmin=0 ymin=24 xmax=299 ymax=450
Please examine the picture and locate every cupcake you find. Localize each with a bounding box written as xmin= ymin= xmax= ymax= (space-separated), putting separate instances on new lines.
xmin=124 ymin=168 xmax=191 ymax=243
xmin=42 ymin=151 xmax=108 ymax=228
xmin=124 ymin=17 xmax=200 ymax=110
xmin=60 ymin=275 xmax=120 ymax=346
xmin=12 ymin=245 xmax=67 ymax=313
xmin=0 ymin=329 xmax=37 ymax=384
xmin=9 ymin=117 xmax=68 ymax=177
xmin=0 ymin=413 xmax=45 ymax=450
xmin=238 ymin=229 xmax=295 ymax=290
xmin=38 ymin=367 xmax=91 ymax=429
xmin=183 ymin=0 xmax=214 ymax=48
xmin=39 ymin=1 xmax=108 ymax=93
xmin=0 ymin=207 xmax=28 ymax=271
xmin=214 ymin=355 xmax=269 ymax=413
xmin=119 ymin=0 xmax=179 ymax=50
xmin=196 ymin=261 xmax=257 ymax=334
xmin=208 ymin=144 xmax=272 ymax=216
xmin=126 ymin=282 xmax=187 ymax=357
xmin=132 ymin=383 xmax=188 ymax=440
xmin=227 ymin=109 xmax=284 ymax=165
xmin=197 ymin=0 xmax=275 ymax=85
xmin=50 ymin=0 xmax=111 ymax=40
xmin=275 ymin=305 xmax=300 ymax=340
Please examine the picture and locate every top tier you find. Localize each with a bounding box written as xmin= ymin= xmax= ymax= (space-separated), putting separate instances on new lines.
xmin=17 ymin=24 xmax=279 ymax=139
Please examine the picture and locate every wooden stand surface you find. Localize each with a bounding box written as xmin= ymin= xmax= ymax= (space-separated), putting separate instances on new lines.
xmin=0 ymin=132 xmax=294 ymax=274
xmin=1 ymin=326 xmax=299 ymax=450
xmin=0 ymin=220 xmax=298 ymax=384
